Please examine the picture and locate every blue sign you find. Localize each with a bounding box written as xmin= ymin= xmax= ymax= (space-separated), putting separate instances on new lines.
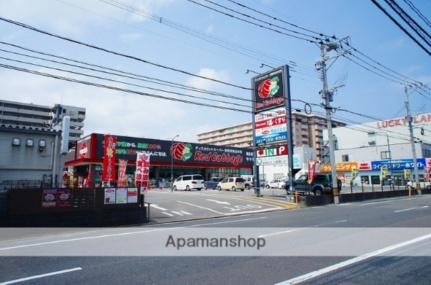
xmin=255 ymin=132 xmax=288 ymax=144
xmin=371 ymin=158 xmax=426 ymax=171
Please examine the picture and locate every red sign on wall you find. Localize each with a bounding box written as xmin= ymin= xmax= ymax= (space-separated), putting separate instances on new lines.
xmin=117 ymin=159 xmax=128 ymax=187
xmin=102 ymin=135 xmax=117 ymax=183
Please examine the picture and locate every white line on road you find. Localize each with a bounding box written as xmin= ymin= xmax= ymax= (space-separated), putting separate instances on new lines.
xmin=206 ymin=199 xmax=231 ymax=205
xmin=275 ymin=233 xmax=431 ymax=285
xmin=177 ymin=201 xmax=224 ymax=215
xmin=335 ymin=219 xmax=348 ymax=223
xmin=394 ymin=205 xmax=429 ymax=213
xmin=161 ymin=212 xmax=174 ymax=217
xmin=0 ymin=267 xmax=82 ymax=285
xmin=0 ymin=228 xmax=176 ymax=252
xmin=150 ymin=204 xmax=168 ymax=211
xmin=180 ymin=210 xmax=192 ymax=215
xmin=223 ymin=207 xmax=282 ymax=216
xmin=258 ymin=229 xmax=300 ymax=238
xmin=171 ymin=211 xmax=184 ymax=216
xmin=192 ymin=216 xmax=267 ymax=227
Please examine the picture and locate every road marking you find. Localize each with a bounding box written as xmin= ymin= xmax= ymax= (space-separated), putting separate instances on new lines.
xmin=192 ymin=216 xmax=267 ymax=226
xmin=275 ymin=233 xmax=431 ymax=285
xmin=171 ymin=211 xmax=184 ymax=216
xmin=0 ymin=228 xmax=176 ymax=252
xmin=206 ymin=199 xmax=231 ymax=205
xmin=150 ymin=204 xmax=168 ymax=211
xmin=0 ymin=267 xmax=82 ymax=284
xmin=161 ymin=212 xmax=174 ymax=217
xmin=223 ymin=207 xmax=282 ymax=215
xmin=258 ymin=229 xmax=300 ymax=238
xmin=394 ymin=205 xmax=429 ymax=213
xmin=180 ymin=210 xmax=192 ymax=215
xmin=335 ymin=219 xmax=348 ymax=223
xmin=177 ymin=201 xmax=224 ymax=215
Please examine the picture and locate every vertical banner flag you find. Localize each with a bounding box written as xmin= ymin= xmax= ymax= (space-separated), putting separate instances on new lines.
xmin=102 ymin=135 xmax=117 ymax=183
xmin=117 ymin=159 xmax=128 ymax=187
xmin=308 ymin=160 xmax=317 ymax=184
xmin=135 ymin=152 xmax=150 ymax=189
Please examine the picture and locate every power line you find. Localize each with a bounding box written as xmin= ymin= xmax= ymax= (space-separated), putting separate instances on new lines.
xmin=0 ymin=16 xmax=252 ymax=90
xmin=198 ymin=0 xmax=322 ymax=41
xmin=370 ymin=0 xmax=431 ymax=56
xmin=99 ymin=0 xmax=303 ymax=70
xmin=403 ymin=0 xmax=431 ymax=29
xmin=183 ymin=0 xmax=319 ymax=43
xmin=384 ymin=0 xmax=431 ymax=47
xmin=0 ymin=63 xmax=252 ymax=113
xmin=224 ymin=0 xmax=333 ymax=39
xmin=0 ymin=42 xmax=251 ymax=103
xmin=0 ymin=55 xmax=251 ymax=110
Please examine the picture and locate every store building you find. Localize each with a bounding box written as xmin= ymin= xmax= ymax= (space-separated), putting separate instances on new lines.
xmin=197 ymin=111 xmax=345 ymax=159
xmin=65 ymin=133 xmax=254 ymax=187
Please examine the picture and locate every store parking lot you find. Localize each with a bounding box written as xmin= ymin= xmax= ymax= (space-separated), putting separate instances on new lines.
xmin=145 ymin=188 xmax=297 ymax=223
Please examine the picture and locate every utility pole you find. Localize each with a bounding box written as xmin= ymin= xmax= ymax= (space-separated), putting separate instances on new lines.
xmin=316 ymin=42 xmax=343 ymax=204
xmin=405 ymin=86 xmax=421 ymax=195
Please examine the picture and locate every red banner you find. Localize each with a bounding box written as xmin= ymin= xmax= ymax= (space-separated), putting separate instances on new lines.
xmin=308 ymin=160 xmax=318 ymax=184
xmin=135 ymin=152 xmax=150 ymax=189
xmin=102 ymin=135 xmax=117 ymax=183
xmin=117 ymin=159 xmax=128 ymax=187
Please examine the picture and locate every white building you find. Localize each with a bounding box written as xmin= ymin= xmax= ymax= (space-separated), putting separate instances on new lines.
xmin=323 ymin=112 xmax=431 ymax=162
xmin=0 ymin=99 xmax=85 ymax=145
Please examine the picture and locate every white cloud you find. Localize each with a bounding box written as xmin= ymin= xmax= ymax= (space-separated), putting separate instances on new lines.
xmin=186 ymin=68 xmax=230 ymax=91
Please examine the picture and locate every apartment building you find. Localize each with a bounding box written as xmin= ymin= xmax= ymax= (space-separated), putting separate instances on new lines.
xmin=197 ymin=112 xmax=345 ymax=159
xmin=0 ymin=99 xmax=86 ymax=144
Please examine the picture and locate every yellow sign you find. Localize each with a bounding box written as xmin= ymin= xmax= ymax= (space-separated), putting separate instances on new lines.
xmin=380 ymin=165 xmax=388 ymax=179
xmin=320 ymin=162 xmax=358 ymax=173
xmin=351 ymin=166 xmax=358 ymax=178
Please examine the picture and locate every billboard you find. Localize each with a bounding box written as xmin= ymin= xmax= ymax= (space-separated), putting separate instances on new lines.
xmin=371 ymin=158 xmax=426 ymax=171
xmin=255 ymin=108 xmax=288 ymax=145
xmin=253 ymin=68 xmax=285 ymax=113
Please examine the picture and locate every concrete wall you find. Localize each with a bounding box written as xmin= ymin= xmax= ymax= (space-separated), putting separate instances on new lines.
xmin=0 ymin=128 xmax=63 ymax=188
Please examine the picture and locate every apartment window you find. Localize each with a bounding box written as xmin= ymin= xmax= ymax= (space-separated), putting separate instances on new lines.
xmin=341 ymin=154 xmax=349 ymax=162
xmin=381 ymin=151 xmax=391 ymax=159
xmin=11 ymin=137 xmax=21 ymax=146
xmin=26 ymin=138 xmax=34 ymax=147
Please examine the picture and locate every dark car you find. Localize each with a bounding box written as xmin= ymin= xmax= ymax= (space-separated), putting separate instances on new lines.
xmin=286 ymin=173 xmax=341 ymax=196
xmin=204 ymin=177 xmax=223 ymax=190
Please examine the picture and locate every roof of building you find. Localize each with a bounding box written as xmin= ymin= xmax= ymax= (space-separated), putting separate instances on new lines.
xmin=0 ymin=124 xmax=58 ymax=135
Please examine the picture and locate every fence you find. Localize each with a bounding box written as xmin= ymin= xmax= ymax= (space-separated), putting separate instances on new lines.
xmin=0 ymin=187 xmax=148 ymax=226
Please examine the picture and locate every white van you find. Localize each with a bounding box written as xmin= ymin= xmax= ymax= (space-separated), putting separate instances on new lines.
xmin=172 ymin=174 xmax=204 ymax=191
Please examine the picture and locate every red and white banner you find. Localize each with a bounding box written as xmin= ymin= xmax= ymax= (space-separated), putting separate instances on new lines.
xmin=135 ymin=152 xmax=150 ymax=189
xmin=102 ymin=135 xmax=117 ymax=183
xmin=117 ymin=159 xmax=128 ymax=187
xmin=308 ymin=160 xmax=318 ymax=184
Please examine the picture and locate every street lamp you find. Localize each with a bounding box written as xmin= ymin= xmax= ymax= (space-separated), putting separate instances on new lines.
xmin=171 ymin=134 xmax=179 ymax=191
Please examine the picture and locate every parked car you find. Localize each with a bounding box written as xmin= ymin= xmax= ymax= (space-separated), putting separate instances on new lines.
xmin=217 ymin=177 xmax=246 ymax=191
xmin=286 ymin=173 xmax=341 ymax=196
xmin=266 ymin=179 xmax=287 ymax=189
xmin=240 ymin=175 xmax=254 ymax=190
xmin=205 ymin=177 xmax=223 ymax=190
xmin=172 ymin=174 xmax=204 ymax=191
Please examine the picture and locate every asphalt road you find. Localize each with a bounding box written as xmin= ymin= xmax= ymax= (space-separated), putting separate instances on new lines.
xmin=1 ymin=195 xmax=431 ymax=285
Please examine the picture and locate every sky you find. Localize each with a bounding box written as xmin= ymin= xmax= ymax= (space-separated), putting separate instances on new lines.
xmin=0 ymin=0 xmax=430 ymax=142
